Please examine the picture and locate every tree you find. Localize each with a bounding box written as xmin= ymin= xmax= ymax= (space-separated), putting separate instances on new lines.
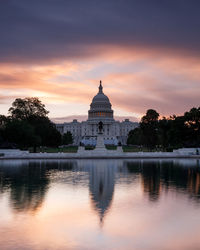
xmin=6 ymin=97 xmax=61 ymax=150
xmin=62 ymin=131 xmax=73 ymax=145
xmin=127 ymin=128 xmax=143 ymax=145
xmin=3 ymin=120 xmax=40 ymax=149
xmin=184 ymin=107 xmax=200 ymax=146
xmin=9 ymin=97 xmax=49 ymax=120
xmin=141 ymin=109 xmax=159 ymax=124
xmin=28 ymin=116 xmax=61 ymax=147
xmin=0 ymin=115 xmax=8 ymax=146
xmin=140 ymin=109 xmax=159 ymax=149
xmin=158 ymin=117 xmax=171 ymax=150
xmin=128 ymin=107 xmax=200 ymax=150
xmin=167 ymin=115 xmax=186 ymax=148
xmin=0 ymin=115 xmax=9 ymax=128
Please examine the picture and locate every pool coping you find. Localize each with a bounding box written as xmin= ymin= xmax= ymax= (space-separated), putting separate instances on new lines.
xmin=1 ymin=155 xmax=200 ymax=160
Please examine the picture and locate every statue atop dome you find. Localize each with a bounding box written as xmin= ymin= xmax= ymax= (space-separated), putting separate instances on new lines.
xmin=99 ymin=80 xmax=103 ymax=94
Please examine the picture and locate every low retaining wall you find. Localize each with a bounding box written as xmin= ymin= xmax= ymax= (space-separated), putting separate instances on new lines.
xmin=0 ymin=149 xmax=29 ymax=156
xmin=0 ymin=149 xmax=200 ymax=159
xmin=173 ymin=148 xmax=200 ymax=155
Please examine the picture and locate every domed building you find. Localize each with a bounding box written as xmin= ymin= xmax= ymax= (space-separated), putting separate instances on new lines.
xmin=56 ymin=81 xmax=138 ymax=145
xmin=88 ymin=81 xmax=114 ymax=121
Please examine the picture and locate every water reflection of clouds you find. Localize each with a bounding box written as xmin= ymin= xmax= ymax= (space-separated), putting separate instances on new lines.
xmin=0 ymin=159 xmax=200 ymax=249
xmin=0 ymin=159 xmax=200 ymax=215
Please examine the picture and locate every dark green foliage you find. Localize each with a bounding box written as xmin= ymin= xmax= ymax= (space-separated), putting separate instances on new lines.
xmin=141 ymin=109 xmax=159 ymax=123
xmin=0 ymin=97 xmax=61 ymax=150
xmin=127 ymin=128 xmax=143 ymax=145
xmin=184 ymin=107 xmax=200 ymax=147
xmin=9 ymin=97 xmax=49 ymax=120
xmin=127 ymin=107 xmax=200 ymax=150
xmin=28 ymin=116 xmax=61 ymax=147
xmin=157 ymin=117 xmax=170 ymax=149
xmin=0 ymin=115 xmax=9 ymax=128
xmin=140 ymin=109 xmax=159 ymax=148
xmin=127 ymin=109 xmax=160 ymax=147
xmin=167 ymin=116 xmax=186 ymax=148
xmin=62 ymin=131 xmax=73 ymax=145
xmin=3 ymin=120 xmax=40 ymax=149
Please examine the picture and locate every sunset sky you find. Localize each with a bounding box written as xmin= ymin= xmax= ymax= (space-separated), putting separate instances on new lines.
xmin=0 ymin=0 xmax=200 ymax=121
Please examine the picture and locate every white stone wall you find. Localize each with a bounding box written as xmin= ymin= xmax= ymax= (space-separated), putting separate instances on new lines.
xmin=56 ymin=118 xmax=138 ymax=145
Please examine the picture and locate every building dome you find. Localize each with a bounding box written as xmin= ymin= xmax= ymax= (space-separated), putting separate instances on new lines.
xmin=92 ymin=88 xmax=110 ymax=103
xmin=88 ymin=81 xmax=113 ymax=120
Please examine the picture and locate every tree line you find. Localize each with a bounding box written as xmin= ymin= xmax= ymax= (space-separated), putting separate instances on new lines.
xmin=0 ymin=98 xmax=73 ymax=151
xmin=127 ymin=108 xmax=200 ymax=150
xmin=1 ymin=97 xmax=199 ymax=151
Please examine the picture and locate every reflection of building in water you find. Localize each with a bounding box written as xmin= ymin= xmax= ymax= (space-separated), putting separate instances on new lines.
xmin=77 ymin=160 xmax=124 ymax=225
xmin=89 ymin=163 xmax=115 ymax=224
xmin=1 ymin=158 xmax=200 ymax=222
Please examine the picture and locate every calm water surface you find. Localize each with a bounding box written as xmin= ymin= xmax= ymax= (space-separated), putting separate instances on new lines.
xmin=0 ymin=159 xmax=200 ymax=250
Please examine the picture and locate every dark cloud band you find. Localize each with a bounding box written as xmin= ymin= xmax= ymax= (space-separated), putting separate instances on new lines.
xmin=1 ymin=0 xmax=200 ymax=62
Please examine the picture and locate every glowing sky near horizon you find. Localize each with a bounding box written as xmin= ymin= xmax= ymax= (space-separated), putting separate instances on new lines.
xmin=0 ymin=0 xmax=200 ymax=120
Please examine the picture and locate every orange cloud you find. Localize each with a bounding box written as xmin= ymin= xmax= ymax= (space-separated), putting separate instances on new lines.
xmin=0 ymin=46 xmax=199 ymax=118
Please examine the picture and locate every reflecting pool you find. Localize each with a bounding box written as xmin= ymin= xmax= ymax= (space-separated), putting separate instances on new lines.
xmin=0 ymin=159 xmax=200 ymax=250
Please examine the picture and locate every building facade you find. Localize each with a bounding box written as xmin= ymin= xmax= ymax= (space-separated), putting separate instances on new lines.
xmin=56 ymin=81 xmax=138 ymax=145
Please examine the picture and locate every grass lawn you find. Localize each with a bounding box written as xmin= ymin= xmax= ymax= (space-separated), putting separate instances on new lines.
xmin=122 ymin=146 xmax=161 ymax=152
xmin=122 ymin=146 xmax=142 ymax=152
xmin=106 ymin=145 xmax=117 ymax=150
xmin=29 ymin=145 xmax=164 ymax=153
